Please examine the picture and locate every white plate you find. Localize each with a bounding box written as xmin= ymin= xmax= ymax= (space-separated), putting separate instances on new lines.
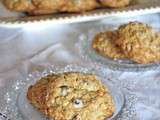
xmin=0 ymin=0 xmax=160 ymax=27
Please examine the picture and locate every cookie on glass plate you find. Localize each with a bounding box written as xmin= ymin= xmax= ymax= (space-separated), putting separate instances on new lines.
xmin=27 ymin=72 xmax=115 ymax=120
xmin=116 ymin=22 xmax=160 ymax=64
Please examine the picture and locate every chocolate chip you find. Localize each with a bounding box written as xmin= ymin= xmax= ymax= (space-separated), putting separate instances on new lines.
xmin=72 ymin=114 xmax=81 ymax=120
xmin=73 ymin=99 xmax=83 ymax=108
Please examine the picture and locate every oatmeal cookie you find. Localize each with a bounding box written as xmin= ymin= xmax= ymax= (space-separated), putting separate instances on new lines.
xmin=100 ymin=0 xmax=131 ymax=8
xmin=3 ymin=0 xmax=65 ymax=15
xmin=27 ymin=72 xmax=115 ymax=120
xmin=26 ymin=74 xmax=58 ymax=114
xmin=92 ymin=31 xmax=126 ymax=59
xmin=3 ymin=0 xmax=99 ymax=15
xmin=60 ymin=0 xmax=99 ymax=13
xmin=116 ymin=22 xmax=160 ymax=64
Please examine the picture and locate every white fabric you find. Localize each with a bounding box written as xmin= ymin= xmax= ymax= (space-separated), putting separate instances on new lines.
xmin=0 ymin=13 xmax=160 ymax=120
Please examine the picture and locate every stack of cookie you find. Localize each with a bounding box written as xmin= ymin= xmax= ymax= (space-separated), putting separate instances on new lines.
xmin=92 ymin=22 xmax=160 ymax=64
xmin=3 ymin=0 xmax=131 ymax=15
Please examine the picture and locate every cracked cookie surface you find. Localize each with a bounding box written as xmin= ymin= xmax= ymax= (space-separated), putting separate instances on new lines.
xmin=100 ymin=0 xmax=131 ymax=8
xmin=92 ymin=31 xmax=126 ymax=59
xmin=3 ymin=0 xmax=132 ymax=15
xmin=116 ymin=22 xmax=160 ymax=64
xmin=3 ymin=0 xmax=99 ymax=15
xmin=27 ymin=72 xmax=115 ymax=120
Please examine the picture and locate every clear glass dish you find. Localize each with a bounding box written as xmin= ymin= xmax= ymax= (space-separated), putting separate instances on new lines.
xmin=78 ymin=29 xmax=160 ymax=71
xmin=17 ymin=78 xmax=124 ymax=120
xmin=1 ymin=65 xmax=125 ymax=120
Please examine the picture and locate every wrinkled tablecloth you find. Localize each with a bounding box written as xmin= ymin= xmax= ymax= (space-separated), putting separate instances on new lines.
xmin=0 ymin=13 xmax=160 ymax=120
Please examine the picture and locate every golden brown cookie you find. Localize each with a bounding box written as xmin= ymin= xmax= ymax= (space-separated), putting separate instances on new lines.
xmin=27 ymin=72 xmax=115 ymax=120
xmin=92 ymin=31 xmax=126 ymax=59
xmin=100 ymin=0 xmax=131 ymax=8
xmin=27 ymin=74 xmax=58 ymax=114
xmin=3 ymin=0 xmax=65 ymax=15
xmin=3 ymin=0 xmax=34 ymax=12
xmin=3 ymin=0 xmax=99 ymax=15
xmin=116 ymin=22 xmax=160 ymax=64
xmin=60 ymin=0 xmax=99 ymax=13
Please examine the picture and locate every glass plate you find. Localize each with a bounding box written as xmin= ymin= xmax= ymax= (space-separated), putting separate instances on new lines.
xmin=78 ymin=28 xmax=160 ymax=71
xmin=17 ymin=78 xmax=124 ymax=120
xmin=0 ymin=65 xmax=125 ymax=120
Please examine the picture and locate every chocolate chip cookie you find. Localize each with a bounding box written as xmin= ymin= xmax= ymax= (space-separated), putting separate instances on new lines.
xmin=27 ymin=72 xmax=115 ymax=120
